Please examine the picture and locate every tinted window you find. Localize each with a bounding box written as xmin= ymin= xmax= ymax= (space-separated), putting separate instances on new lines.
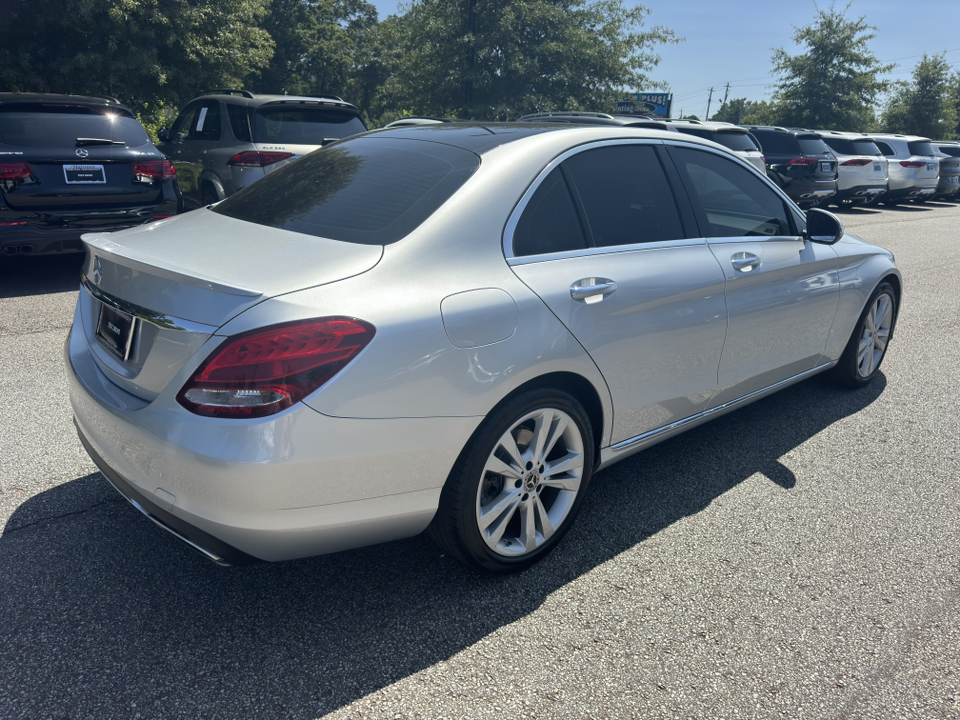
xmin=671 ymin=146 xmax=792 ymax=238
xmin=227 ymin=104 xmax=252 ymax=143
xmin=908 ymin=141 xmax=935 ymax=156
xmin=851 ymin=139 xmax=882 ymax=156
xmin=797 ymin=137 xmax=831 ymax=155
xmin=0 ymin=108 xmax=149 ymax=148
xmin=874 ymin=141 xmax=895 ymax=156
xmin=513 ymin=168 xmax=586 ymax=257
xmin=214 ymin=137 xmax=480 ymax=245
xmin=253 ymin=108 xmax=367 ymax=144
xmin=823 ymin=138 xmax=854 ymax=155
xmin=709 ymin=132 xmax=760 ymax=152
xmin=564 ymin=145 xmax=685 ymax=246
xmin=170 ymin=104 xmax=199 ymax=141
xmin=750 ymin=131 xmax=796 ymax=154
xmin=938 ymin=145 xmax=960 ymax=158
xmin=190 ymin=101 xmax=221 ymax=142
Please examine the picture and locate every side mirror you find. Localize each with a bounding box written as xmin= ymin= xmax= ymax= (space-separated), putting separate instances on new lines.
xmin=804 ymin=208 xmax=844 ymax=245
xmin=157 ymin=127 xmax=171 ymax=143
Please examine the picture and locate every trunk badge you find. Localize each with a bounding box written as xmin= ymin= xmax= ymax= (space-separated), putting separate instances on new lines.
xmin=75 ymin=148 xmax=89 ymax=158
xmin=93 ymin=257 xmax=102 ymax=286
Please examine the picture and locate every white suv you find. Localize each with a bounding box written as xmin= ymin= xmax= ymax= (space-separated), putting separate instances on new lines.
xmin=866 ymin=134 xmax=939 ymax=205
xmin=662 ymin=120 xmax=767 ymax=174
xmin=816 ymin=131 xmax=888 ymax=206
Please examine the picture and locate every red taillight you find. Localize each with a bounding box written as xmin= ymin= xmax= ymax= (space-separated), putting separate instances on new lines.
xmin=0 ymin=221 xmax=29 ymax=227
xmin=899 ymin=161 xmax=925 ymax=168
xmin=133 ymin=160 xmax=176 ymax=180
xmin=786 ymin=157 xmax=819 ymax=166
xmin=841 ymin=158 xmax=872 ymax=166
xmin=0 ymin=162 xmax=31 ymax=180
xmin=177 ymin=317 xmax=376 ymax=419
xmin=227 ymin=151 xmax=295 ymax=167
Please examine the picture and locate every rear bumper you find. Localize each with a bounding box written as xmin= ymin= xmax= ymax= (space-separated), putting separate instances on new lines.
xmin=833 ymin=184 xmax=887 ymax=204
xmin=65 ymin=311 xmax=475 ymax=563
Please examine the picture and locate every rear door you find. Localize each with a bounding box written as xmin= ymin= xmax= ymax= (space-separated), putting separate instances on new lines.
xmin=506 ymin=142 xmax=728 ymax=445
xmin=666 ymin=144 xmax=840 ymax=406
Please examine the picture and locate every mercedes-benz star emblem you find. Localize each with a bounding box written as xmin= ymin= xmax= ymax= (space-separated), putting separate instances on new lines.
xmin=93 ymin=257 xmax=102 ymax=286
xmin=76 ymin=148 xmax=89 ymax=158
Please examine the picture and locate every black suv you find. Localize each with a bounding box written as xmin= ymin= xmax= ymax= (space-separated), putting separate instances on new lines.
xmin=742 ymin=126 xmax=838 ymax=207
xmin=158 ymin=90 xmax=367 ymax=210
xmin=1 ymin=93 xmax=181 ymax=257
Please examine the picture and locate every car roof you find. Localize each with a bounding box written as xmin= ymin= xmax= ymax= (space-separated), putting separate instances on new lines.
xmin=189 ymin=90 xmax=360 ymax=113
xmin=0 ymin=92 xmax=132 ymax=114
xmin=866 ymin=132 xmax=933 ymax=142
xmin=663 ymin=119 xmax=752 ymax=134
xmin=742 ymin=125 xmax=823 ymax=138
xmin=365 ymin=122 xmax=721 ymax=156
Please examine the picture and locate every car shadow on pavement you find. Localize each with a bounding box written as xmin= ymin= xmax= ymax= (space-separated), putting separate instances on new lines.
xmin=0 ymin=254 xmax=84 ymax=298
xmin=0 ymin=374 xmax=886 ymax=719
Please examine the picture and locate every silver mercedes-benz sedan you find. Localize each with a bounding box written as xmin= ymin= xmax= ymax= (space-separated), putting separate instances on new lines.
xmin=66 ymin=123 xmax=901 ymax=573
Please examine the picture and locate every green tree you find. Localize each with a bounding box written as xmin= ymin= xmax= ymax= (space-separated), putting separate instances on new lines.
xmin=0 ymin=0 xmax=273 ymax=122
xmin=769 ymin=2 xmax=892 ymax=131
xmin=881 ymin=54 xmax=958 ymax=139
xmin=252 ymin=0 xmax=379 ymax=101
xmin=369 ymin=0 xmax=679 ymax=121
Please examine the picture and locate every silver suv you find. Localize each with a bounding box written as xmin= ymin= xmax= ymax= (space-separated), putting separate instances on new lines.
xmin=866 ymin=134 xmax=939 ymax=205
xmin=661 ymin=119 xmax=766 ymax=174
xmin=816 ymin=131 xmax=888 ymax=206
xmin=158 ymin=90 xmax=366 ymax=210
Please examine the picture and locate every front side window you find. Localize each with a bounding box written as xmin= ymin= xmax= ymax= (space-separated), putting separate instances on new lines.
xmin=563 ymin=144 xmax=685 ymax=247
xmin=670 ymin=146 xmax=793 ymax=238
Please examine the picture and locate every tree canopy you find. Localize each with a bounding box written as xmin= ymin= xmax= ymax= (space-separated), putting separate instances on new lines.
xmin=881 ymin=54 xmax=959 ymax=139
xmin=769 ymin=3 xmax=891 ymax=131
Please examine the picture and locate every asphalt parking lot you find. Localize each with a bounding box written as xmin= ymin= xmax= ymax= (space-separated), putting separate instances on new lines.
xmin=1 ymin=201 xmax=958 ymax=719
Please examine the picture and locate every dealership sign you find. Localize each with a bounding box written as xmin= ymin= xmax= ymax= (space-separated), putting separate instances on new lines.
xmin=617 ymin=92 xmax=672 ymax=118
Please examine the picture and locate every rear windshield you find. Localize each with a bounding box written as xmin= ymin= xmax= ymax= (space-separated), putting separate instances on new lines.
xmin=937 ymin=145 xmax=960 ymax=158
xmin=0 ymin=106 xmax=149 ymax=148
xmin=823 ymin=138 xmax=880 ymax=156
xmin=797 ymin=137 xmax=831 ymax=155
xmin=907 ymin=141 xmax=935 ymax=156
xmin=214 ymin=137 xmax=480 ymax=245
xmin=253 ymin=107 xmax=367 ymax=145
xmin=749 ymin=131 xmax=795 ymax=154
xmin=708 ymin=132 xmax=760 ymax=152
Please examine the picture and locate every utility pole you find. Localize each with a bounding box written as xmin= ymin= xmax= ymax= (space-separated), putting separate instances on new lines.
xmin=720 ymin=82 xmax=730 ymax=120
xmin=704 ymin=87 xmax=714 ymax=120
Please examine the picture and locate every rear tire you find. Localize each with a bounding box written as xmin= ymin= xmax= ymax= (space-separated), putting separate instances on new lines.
xmin=429 ymin=388 xmax=595 ymax=573
xmin=829 ymin=281 xmax=897 ymax=388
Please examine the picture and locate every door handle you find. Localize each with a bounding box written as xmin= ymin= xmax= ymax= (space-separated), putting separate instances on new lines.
xmin=570 ymin=278 xmax=618 ymax=303
xmin=731 ymin=252 xmax=761 ymax=273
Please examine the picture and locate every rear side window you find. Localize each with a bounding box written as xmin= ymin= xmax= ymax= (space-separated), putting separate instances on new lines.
xmin=512 ymin=167 xmax=587 ymax=257
xmin=564 ymin=145 xmax=685 ymax=246
xmin=0 ymin=107 xmax=149 ymax=148
xmin=253 ymin=108 xmax=367 ymax=144
xmin=907 ymin=141 xmax=935 ymax=156
xmin=226 ymin=104 xmax=252 ymax=143
xmin=874 ymin=141 xmax=895 ymax=156
xmin=214 ymin=137 xmax=480 ymax=245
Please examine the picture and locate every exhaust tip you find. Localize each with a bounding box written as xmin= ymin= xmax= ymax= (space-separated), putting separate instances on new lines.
xmin=1 ymin=245 xmax=18 ymax=256
xmin=19 ymin=244 xmax=35 ymax=255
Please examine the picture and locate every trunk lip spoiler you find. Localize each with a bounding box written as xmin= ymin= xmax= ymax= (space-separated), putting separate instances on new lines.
xmin=82 ymin=234 xmax=263 ymax=298
xmin=81 ymin=273 xmax=218 ymax=333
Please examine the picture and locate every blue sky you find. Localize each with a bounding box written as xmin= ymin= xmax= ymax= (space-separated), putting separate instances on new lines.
xmin=369 ymin=0 xmax=960 ymax=115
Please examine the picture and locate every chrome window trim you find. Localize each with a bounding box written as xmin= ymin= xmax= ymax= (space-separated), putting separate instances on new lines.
xmin=702 ymin=234 xmax=805 ymax=246
xmin=81 ymin=274 xmax=218 ymax=334
xmin=506 ymin=236 xmax=708 ymax=266
xmin=502 ymin=137 xmax=807 ymax=262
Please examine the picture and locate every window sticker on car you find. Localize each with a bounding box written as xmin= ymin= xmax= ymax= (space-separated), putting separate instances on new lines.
xmin=196 ymin=107 xmax=208 ymax=133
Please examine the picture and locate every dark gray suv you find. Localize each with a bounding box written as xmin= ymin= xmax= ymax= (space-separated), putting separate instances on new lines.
xmin=158 ymin=90 xmax=366 ymax=210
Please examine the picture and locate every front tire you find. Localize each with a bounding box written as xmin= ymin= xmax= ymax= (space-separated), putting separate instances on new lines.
xmin=830 ymin=281 xmax=897 ymax=387
xmin=429 ymin=389 xmax=595 ymax=573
